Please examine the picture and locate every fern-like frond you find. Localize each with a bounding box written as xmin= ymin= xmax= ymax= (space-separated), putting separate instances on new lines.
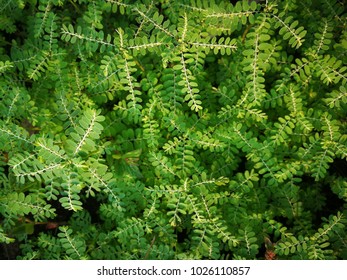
xmin=57 ymin=226 xmax=87 ymax=259
xmin=64 ymin=109 xmax=105 ymax=156
xmin=272 ymin=12 xmax=307 ymax=49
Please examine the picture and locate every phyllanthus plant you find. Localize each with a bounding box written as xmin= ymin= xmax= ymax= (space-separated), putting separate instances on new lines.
xmin=0 ymin=0 xmax=346 ymax=260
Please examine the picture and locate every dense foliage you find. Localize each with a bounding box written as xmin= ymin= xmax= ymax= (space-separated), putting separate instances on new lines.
xmin=0 ymin=0 xmax=347 ymax=260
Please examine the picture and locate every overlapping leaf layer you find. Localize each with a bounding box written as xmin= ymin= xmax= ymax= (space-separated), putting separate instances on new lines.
xmin=0 ymin=0 xmax=346 ymax=259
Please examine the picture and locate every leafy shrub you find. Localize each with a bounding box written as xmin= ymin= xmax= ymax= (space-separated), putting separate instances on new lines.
xmin=0 ymin=0 xmax=346 ymax=260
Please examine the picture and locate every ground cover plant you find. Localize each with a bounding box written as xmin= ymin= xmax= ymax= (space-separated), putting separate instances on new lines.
xmin=0 ymin=0 xmax=347 ymax=260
